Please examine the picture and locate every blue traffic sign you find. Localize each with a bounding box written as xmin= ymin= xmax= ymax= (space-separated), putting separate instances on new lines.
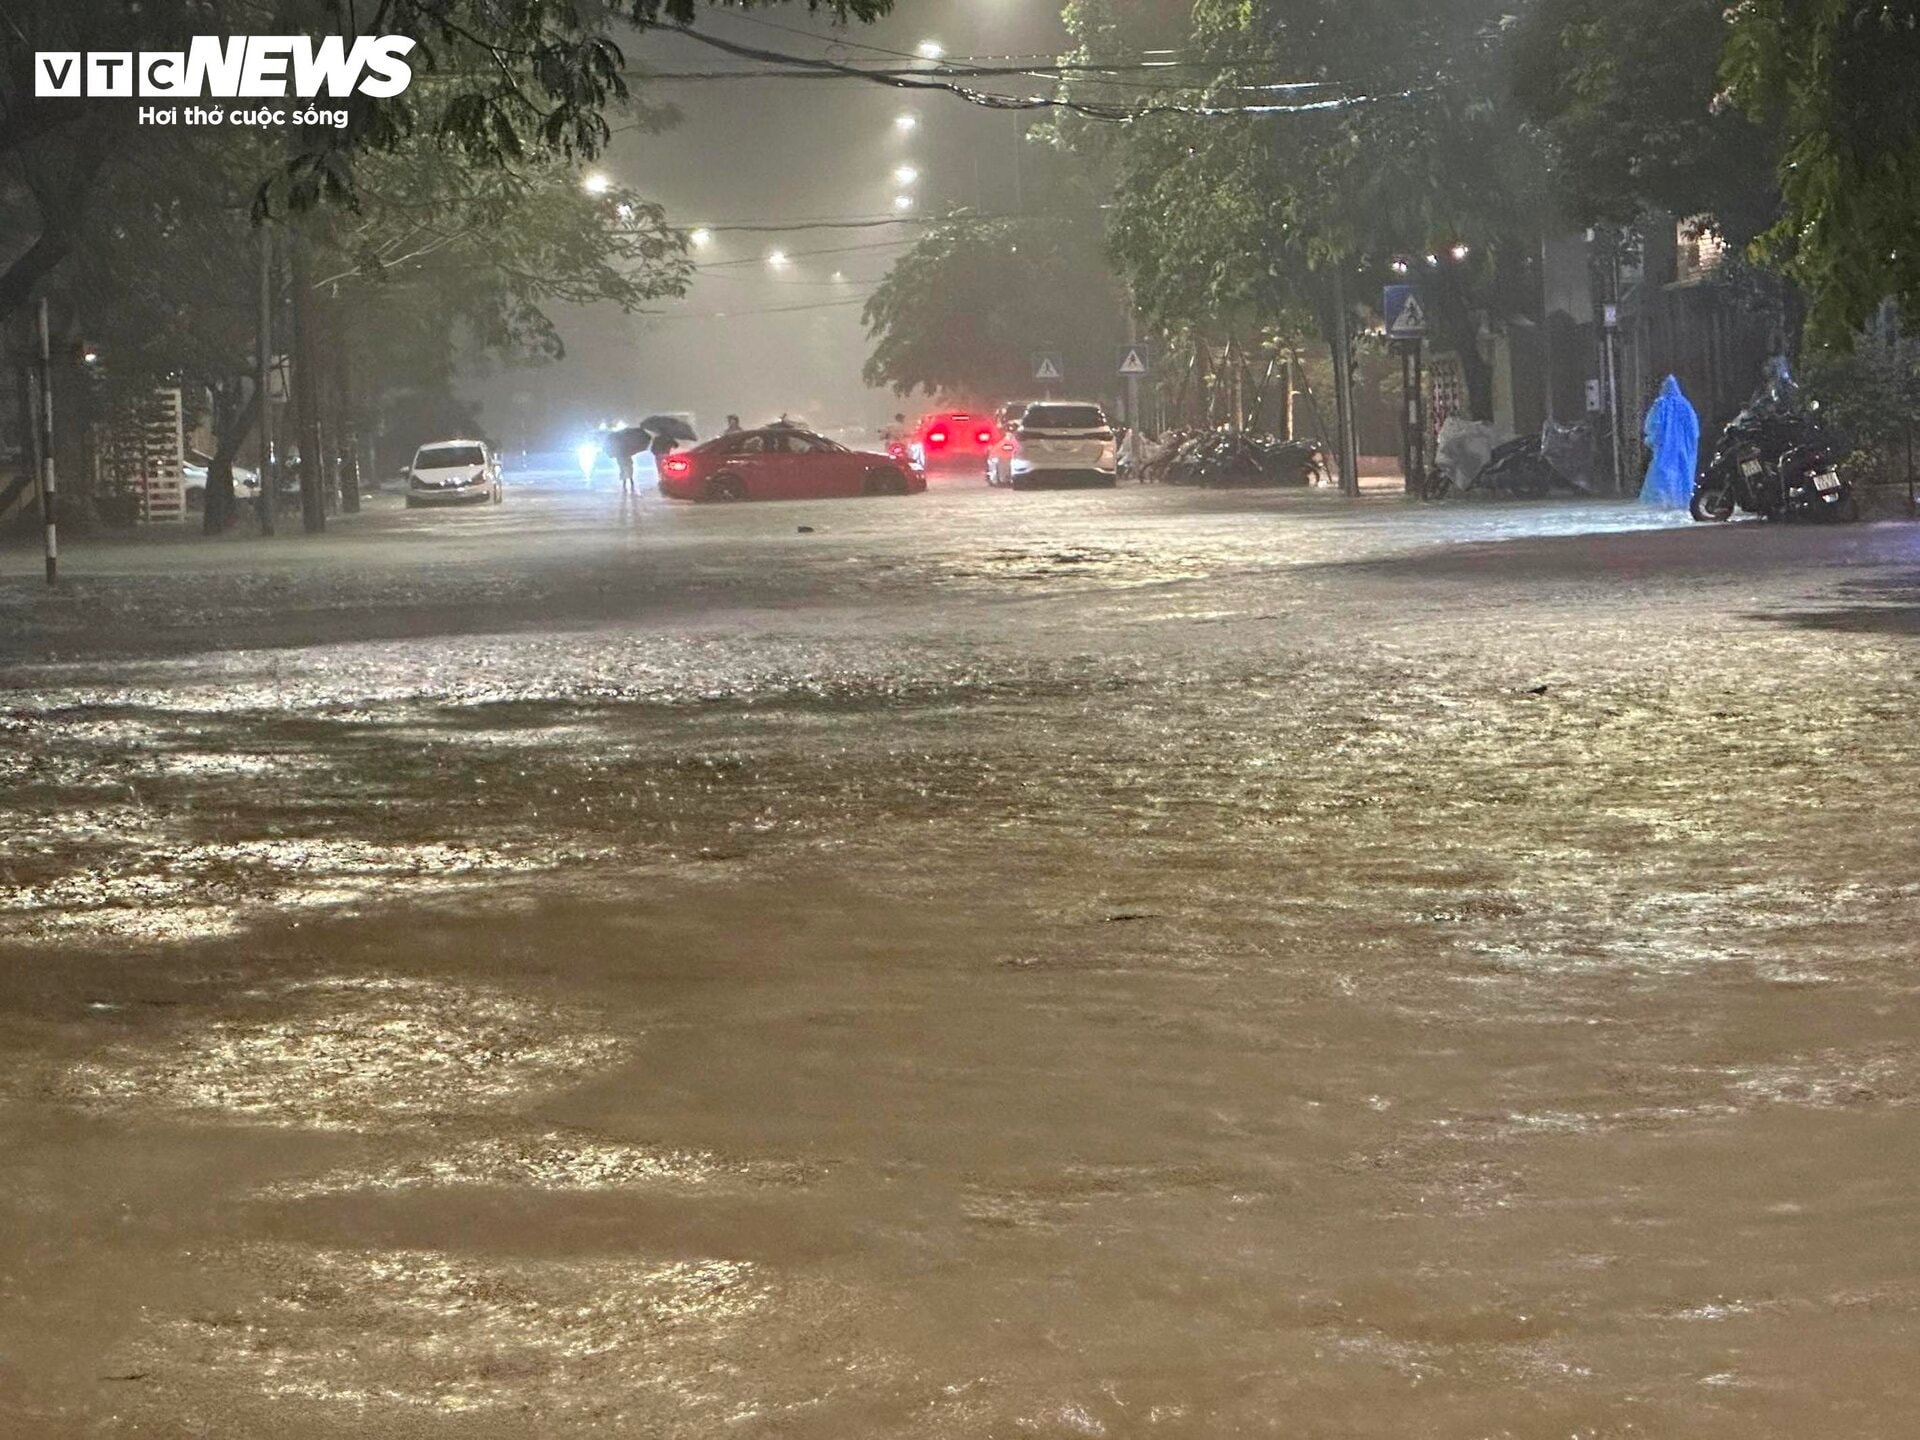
xmin=1383 ymin=284 xmax=1428 ymax=340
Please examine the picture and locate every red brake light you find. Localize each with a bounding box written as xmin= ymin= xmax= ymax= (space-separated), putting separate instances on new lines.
xmin=927 ymin=429 xmax=948 ymax=446
xmin=976 ymin=429 xmax=993 ymax=445
xmin=663 ymin=456 xmax=691 ymax=477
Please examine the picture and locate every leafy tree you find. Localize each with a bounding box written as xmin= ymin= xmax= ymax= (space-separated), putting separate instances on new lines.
xmin=1801 ymin=326 xmax=1920 ymax=480
xmin=1723 ymin=1 xmax=1920 ymax=343
xmin=1507 ymin=0 xmax=1779 ymax=246
xmin=75 ymin=132 xmax=688 ymax=525
xmin=862 ymin=214 xmax=1125 ymax=401
xmin=0 ymin=0 xmax=897 ymax=323
xmin=1080 ymin=0 xmax=1541 ymax=421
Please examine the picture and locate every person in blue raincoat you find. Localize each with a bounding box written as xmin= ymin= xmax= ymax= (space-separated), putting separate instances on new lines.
xmin=1640 ymin=375 xmax=1699 ymax=509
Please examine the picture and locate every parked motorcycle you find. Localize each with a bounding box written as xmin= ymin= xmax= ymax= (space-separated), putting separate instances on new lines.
xmin=1689 ymin=394 xmax=1856 ymax=523
xmin=1424 ymin=419 xmax=1602 ymax=500
xmin=1160 ymin=430 xmax=1327 ymax=487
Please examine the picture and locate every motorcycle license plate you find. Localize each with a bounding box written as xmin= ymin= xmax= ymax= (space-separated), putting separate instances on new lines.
xmin=1814 ymin=470 xmax=1840 ymax=492
xmin=1740 ymin=459 xmax=1764 ymax=478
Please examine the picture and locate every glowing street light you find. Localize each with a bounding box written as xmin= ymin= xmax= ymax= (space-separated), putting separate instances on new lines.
xmin=893 ymin=164 xmax=919 ymax=185
xmin=576 ymin=440 xmax=600 ymax=480
xmin=893 ymin=194 xmax=915 ymax=211
xmin=767 ymin=249 xmax=791 ymax=267
xmin=916 ymin=40 xmax=944 ymax=59
xmin=894 ymin=112 xmax=919 ymax=133
xmin=582 ymin=172 xmax=611 ymax=195
xmin=1449 ymin=242 xmax=1472 ymax=263
xmin=689 ymin=228 xmax=713 ymax=248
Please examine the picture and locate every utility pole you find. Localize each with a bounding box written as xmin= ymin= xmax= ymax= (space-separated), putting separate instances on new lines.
xmin=1125 ymin=308 xmax=1142 ymax=434
xmin=1330 ymin=268 xmax=1360 ymax=497
xmin=256 ymin=224 xmax=277 ymax=535
xmin=289 ymin=228 xmax=325 ymax=533
xmin=1597 ymin=225 xmax=1626 ymax=496
xmin=35 ymin=298 xmax=57 ymax=585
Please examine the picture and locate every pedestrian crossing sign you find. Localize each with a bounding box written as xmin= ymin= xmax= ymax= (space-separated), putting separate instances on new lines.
xmin=1033 ymin=353 xmax=1065 ymax=382
xmin=1118 ymin=346 xmax=1151 ymax=377
xmin=1383 ymin=285 xmax=1428 ymax=340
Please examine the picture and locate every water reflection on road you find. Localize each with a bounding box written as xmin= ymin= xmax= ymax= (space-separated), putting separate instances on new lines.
xmin=2 ymin=486 xmax=1917 ymax=1436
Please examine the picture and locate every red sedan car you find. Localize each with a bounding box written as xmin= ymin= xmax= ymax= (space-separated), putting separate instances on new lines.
xmin=658 ymin=427 xmax=926 ymax=503
xmin=911 ymin=412 xmax=999 ymax=473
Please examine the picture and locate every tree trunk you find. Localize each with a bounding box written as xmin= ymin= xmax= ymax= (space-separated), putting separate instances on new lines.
xmin=1326 ymin=269 xmax=1361 ymax=496
xmin=204 ymin=382 xmax=260 ymax=535
xmin=0 ymin=136 xmax=105 ymax=328
xmin=1434 ymin=277 xmax=1494 ymax=421
xmin=289 ymin=229 xmax=326 ymax=533
xmin=327 ymin=291 xmax=361 ymax=514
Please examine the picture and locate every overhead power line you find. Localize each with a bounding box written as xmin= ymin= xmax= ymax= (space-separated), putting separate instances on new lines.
xmin=696 ymin=237 xmax=916 ymax=269
xmin=652 ymin=296 xmax=871 ymax=320
xmin=634 ymin=60 xmax=1340 ymax=86
xmin=662 ymin=27 xmax=1408 ymax=122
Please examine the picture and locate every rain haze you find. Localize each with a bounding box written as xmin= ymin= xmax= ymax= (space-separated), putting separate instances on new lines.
xmin=471 ymin=2 xmax=1076 ymax=447
xmin=5 ymin=2 xmax=1920 ymax=1436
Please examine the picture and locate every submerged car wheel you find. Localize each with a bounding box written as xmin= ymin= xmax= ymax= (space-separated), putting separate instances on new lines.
xmin=706 ymin=473 xmax=746 ymax=503
xmin=863 ymin=468 xmax=908 ymax=496
xmin=1689 ymin=485 xmax=1735 ymax=522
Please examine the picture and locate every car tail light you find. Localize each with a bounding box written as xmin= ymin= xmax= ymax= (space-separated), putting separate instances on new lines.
xmin=927 ymin=429 xmax=948 ymax=446
xmin=976 ymin=428 xmax=993 ymax=445
xmin=663 ymin=456 xmax=692 ymax=478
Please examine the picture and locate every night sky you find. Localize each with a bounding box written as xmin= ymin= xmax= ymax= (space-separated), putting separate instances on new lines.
xmin=470 ymin=1 xmax=1075 ymax=450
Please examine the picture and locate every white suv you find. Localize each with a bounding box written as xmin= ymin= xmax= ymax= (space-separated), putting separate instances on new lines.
xmin=997 ymin=402 xmax=1118 ymax=489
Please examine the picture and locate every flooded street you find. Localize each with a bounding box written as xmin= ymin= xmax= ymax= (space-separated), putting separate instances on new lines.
xmin=4 ymin=484 xmax=1920 ymax=1436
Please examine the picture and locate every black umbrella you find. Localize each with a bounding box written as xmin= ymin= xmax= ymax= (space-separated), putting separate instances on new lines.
xmin=602 ymin=426 xmax=651 ymax=460
xmin=639 ymin=414 xmax=699 ymax=443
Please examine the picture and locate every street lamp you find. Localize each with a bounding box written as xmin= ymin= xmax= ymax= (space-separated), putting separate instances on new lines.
xmin=582 ymin=173 xmax=611 ymax=195
xmin=893 ymin=164 xmax=919 ymax=186
xmin=893 ymin=194 xmax=915 ymax=211
xmin=1449 ymin=242 xmax=1471 ymax=263
xmin=894 ymin=113 xmax=918 ymax=133
xmin=767 ymin=249 xmax=791 ymax=268
xmin=689 ymin=228 xmax=713 ymax=248
xmin=916 ymin=40 xmax=944 ymax=60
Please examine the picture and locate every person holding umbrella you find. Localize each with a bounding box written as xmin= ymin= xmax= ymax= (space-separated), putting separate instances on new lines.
xmin=638 ymin=414 xmax=699 ymax=486
xmin=602 ymin=425 xmax=651 ymax=497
